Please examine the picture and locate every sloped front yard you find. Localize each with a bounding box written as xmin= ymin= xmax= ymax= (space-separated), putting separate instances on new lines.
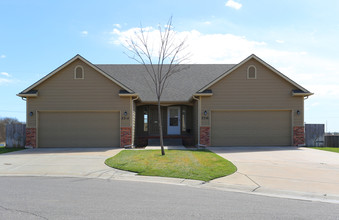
xmin=105 ymin=149 xmax=237 ymax=181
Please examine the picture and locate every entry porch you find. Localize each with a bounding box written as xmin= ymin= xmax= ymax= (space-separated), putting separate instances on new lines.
xmin=134 ymin=105 xmax=195 ymax=147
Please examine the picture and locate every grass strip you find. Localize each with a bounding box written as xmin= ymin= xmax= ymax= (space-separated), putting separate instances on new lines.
xmin=311 ymin=147 xmax=339 ymax=153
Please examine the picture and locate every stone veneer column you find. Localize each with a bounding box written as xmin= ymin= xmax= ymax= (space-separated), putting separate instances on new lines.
xmin=200 ymin=126 xmax=210 ymax=146
xmin=120 ymin=127 xmax=132 ymax=147
xmin=25 ymin=128 xmax=36 ymax=148
xmin=293 ymin=126 xmax=305 ymax=146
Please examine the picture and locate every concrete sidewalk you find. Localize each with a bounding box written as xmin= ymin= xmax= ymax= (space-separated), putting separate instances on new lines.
xmin=1 ymin=147 xmax=339 ymax=203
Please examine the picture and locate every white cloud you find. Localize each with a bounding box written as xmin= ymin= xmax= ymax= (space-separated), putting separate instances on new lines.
xmin=81 ymin=30 xmax=88 ymax=36
xmin=203 ymin=21 xmax=211 ymax=25
xmin=276 ymin=40 xmax=285 ymax=44
xmin=310 ymin=102 xmax=320 ymax=107
xmin=225 ymin=0 xmax=242 ymax=10
xmin=113 ymin=24 xmax=121 ymax=28
xmin=0 ymin=78 xmax=11 ymax=84
xmin=0 ymin=72 xmax=12 ymax=84
xmin=0 ymin=55 xmax=5 ymax=59
xmin=110 ymin=26 xmax=339 ymax=102
xmin=0 ymin=72 xmax=10 ymax=77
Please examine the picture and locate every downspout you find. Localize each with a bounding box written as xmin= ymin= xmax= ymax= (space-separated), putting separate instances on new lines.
xmin=192 ymin=95 xmax=201 ymax=146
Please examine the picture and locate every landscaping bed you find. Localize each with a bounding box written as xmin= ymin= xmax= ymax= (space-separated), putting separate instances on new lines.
xmin=105 ymin=149 xmax=237 ymax=181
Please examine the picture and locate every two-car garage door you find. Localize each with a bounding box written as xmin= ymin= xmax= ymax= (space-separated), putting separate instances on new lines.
xmin=211 ymin=110 xmax=291 ymax=146
xmin=38 ymin=112 xmax=120 ymax=148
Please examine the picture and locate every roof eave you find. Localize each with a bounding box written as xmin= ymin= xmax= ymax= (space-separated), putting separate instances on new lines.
xmin=292 ymin=92 xmax=314 ymax=97
xmin=17 ymin=93 xmax=38 ymax=97
xmin=119 ymin=93 xmax=139 ymax=97
xmin=193 ymin=93 xmax=213 ymax=97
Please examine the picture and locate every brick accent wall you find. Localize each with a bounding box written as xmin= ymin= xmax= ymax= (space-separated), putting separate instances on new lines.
xmin=121 ymin=127 xmax=132 ymax=147
xmin=200 ymin=126 xmax=210 ymax=146
xmin=26 ymin=128 xmax=36 ymax=148
xmin=293 ymin=126 xmax=305 ymax=146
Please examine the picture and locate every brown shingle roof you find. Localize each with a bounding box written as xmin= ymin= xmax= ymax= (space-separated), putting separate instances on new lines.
xmin=95 ymin=64 xmax=235 ymax=102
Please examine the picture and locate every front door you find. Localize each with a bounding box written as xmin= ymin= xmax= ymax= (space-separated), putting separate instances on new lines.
xmin=167 ymin=106 xmax=180 ymax=135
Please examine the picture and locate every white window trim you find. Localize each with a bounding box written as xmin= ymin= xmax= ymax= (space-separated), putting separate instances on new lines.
xmin=74 ymin=65 xmax=84 ymax=79
xmin=247 ymin=65 xmax=257 ymax=79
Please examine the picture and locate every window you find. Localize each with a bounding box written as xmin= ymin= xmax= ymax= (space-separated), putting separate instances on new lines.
xmin=182 ymin=107 xmax=186 ymax=132
xmin=169 ymin=108 xmax=179 ymax=126
xmin=74 ymin=65 xmax=84 ymax=79
xmin=143 ymin=107 xmax=148 ymax=132
xmin=247 ymin=65 xmax=257 ymax=79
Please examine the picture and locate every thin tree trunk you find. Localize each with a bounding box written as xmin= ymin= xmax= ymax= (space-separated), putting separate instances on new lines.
xmin=157 ymin=99 xmax=165 ymax=155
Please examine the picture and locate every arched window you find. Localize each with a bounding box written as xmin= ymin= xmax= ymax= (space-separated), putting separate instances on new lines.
xmin=74 ymin=65 xmax=84 ymax=79
xmin=247 ymin=65 xmax=257 ymax=79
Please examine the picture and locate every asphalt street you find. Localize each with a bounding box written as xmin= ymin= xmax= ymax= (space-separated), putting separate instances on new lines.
xmin=0 ymin=176 xmax=338 ymax=220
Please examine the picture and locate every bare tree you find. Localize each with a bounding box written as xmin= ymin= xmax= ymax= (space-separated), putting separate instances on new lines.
xmin=125 ymin=17 xmax=189 ymax=155
xmin=0 ymin=117 xmax=20 ymax=142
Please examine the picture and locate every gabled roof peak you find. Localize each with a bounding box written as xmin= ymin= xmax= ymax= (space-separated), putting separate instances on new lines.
xmin=19 ymin=54 xmax=134 ymax=95
xmin=198 ymin=54 xmax=312 ymax=94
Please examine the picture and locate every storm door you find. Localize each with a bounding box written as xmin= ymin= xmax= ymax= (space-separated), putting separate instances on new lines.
xmin=167 ymin=106 xmax=181 ymax=135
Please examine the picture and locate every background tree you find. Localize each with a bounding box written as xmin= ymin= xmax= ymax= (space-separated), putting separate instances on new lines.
xmin=0 ymin=117 xmax=20 ymax=143
xmin=125 ymin=17 xmax=189 ymax=155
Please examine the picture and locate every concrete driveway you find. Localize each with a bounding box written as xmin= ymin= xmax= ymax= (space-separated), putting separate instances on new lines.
xmin=1 ymin=146 xmax=339 ymax=202
xmin=0 ymin=148 xmax=135 ymax=179
xmin=209 ymin=147 xmax=339 ymax=200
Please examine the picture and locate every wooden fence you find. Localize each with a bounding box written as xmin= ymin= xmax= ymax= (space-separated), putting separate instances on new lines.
xmin=305 ymin=124 xmax=324 ymax=147
xmin=325 ymin=135 xmax=339 ymax=148
xmin=5 ymin=124 xmax=26 ymax=148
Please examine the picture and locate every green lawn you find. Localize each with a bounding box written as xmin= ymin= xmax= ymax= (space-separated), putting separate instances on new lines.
xmin=105 ymin=149 xmax=237 ymax=181
xmin=0 ymin=146 xmax=25 ymax=154
xmin=311 ymin=147 xmax=339 ymax=153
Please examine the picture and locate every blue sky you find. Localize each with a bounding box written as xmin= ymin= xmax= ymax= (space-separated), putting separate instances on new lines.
xmin=1 ymin=0 xmax=339 ymax=131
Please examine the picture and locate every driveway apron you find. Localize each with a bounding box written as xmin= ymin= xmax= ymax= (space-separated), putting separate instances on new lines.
xmin=209 ymin=147 xmax=339 ymax=198
xmin=0 ymin=148 xmax=135 ymax=179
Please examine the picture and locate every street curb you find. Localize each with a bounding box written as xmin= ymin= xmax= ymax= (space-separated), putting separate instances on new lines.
xmin=1 ymin=173 xmax=339 ymax=204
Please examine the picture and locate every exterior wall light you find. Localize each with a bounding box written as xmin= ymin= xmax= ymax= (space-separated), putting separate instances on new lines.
xmin=29 ymin=112 xmax=34 ymax=116
xmin=297 ymin=110 xmax=300 ymax=115
xmin=124 ymin=111 xmax=128 ymax=116
xmin=204 ymin=110 xmax=208 ymax=116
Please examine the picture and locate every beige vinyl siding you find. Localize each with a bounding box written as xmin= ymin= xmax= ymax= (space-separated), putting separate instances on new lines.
xmin=211 ymin=110 xmax=291 ymax=146
xmin=26 ymin=59 xmax=131 ymax=128
xmin=201 ymin=58 xmax=304 ymax=127
xmin=38 ymin=111 xmax=120 ymax=148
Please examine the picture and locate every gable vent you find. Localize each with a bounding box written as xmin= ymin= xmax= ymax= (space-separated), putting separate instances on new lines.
xmin=74 ymin=65 xmax=84 ymax=79
xmin=247 ymin=65 xmax=256 ymax=79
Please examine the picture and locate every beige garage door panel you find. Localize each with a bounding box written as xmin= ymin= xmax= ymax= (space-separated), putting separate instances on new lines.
xmin=39 ymin=112 xmax=120 ymax=148
xmin=211 ymin=111 xmax=291 ymax=146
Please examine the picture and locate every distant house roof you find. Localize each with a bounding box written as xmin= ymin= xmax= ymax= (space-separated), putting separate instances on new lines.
xmin=96 ymin=64 xmax=235 ymax=102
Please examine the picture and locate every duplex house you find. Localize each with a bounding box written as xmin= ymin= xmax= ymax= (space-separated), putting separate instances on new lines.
xmin=18 ymin=54 xmax=313 ymax=148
